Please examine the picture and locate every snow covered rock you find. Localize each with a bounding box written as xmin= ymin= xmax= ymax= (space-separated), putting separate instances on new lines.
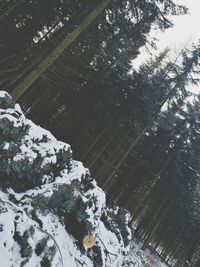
xmin=0 ymin=90 xmax=168 ymax=267
xmin=0 ymin=92 xmax=72 ymax=192
xmin=0 ymin=90 xmax=132 ymax=266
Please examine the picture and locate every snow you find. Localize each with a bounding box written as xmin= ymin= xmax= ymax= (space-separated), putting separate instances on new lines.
xmin=0 ymin=90 xmax=168 ymax=267
xmin=125 ymin=240 xmax=168 ymax=267
xmin=3 ymin=142 xmax=9 ymax=150
xmin=0 ymin=200 xmax=167 ymax=266
xmin=0 ymin=90 xmax=9 ymax=98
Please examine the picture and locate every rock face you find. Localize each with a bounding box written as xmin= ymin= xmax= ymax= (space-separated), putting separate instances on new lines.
xmin=0 ymin=91 xmax=132 ymax=267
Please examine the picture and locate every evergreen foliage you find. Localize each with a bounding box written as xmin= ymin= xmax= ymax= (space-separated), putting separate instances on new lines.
xmin=0 ymin=0 xmax=200 ymax=265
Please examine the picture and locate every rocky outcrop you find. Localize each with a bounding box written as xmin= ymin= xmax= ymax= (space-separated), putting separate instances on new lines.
xmin=0 ymin=90 xmax=132 ymax=267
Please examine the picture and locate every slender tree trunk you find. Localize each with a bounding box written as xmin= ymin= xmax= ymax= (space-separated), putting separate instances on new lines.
xmin=167 ymin=223 xmax=187 ymax=263
xmin=142 ymin=199 xmax=174 ymax=249
xmin=11 ymin=0 xmax=112 ymax=101
xmin=142 ymin=193 xmax=171 ymax=240
xmin=130 ymin=155 xmax=172 ymax=221
xmin=100 ymin=41 xmax=193 ymax=189
xmin=131 ymin=119 xmax=192 ymax=222
xmin=88 ymin=135 xmax=115 ymax=169
xmin=81 ymin=125 xmax=109 ymax=160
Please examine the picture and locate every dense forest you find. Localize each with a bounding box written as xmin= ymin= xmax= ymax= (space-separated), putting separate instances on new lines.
xmin=0 ymin=0 xmax=200 ymax=266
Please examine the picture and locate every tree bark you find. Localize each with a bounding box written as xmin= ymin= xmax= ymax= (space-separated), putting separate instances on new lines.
xmin=11 ymin=0 xmax=112 ymax=101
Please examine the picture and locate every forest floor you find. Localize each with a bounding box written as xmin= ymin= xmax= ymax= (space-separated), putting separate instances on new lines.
xmin=126 ymin=238 xmax=168 ymax=267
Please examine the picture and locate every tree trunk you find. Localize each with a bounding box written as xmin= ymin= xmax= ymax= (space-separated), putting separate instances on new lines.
xmin=11 ymin=0 xmax=112 ymax=101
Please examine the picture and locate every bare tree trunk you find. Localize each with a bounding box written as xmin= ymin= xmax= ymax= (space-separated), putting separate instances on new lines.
xmin=98 ymin=40 xmax=192 ymax=189
xmin=11 ymin=0 xmax=112 ymax=101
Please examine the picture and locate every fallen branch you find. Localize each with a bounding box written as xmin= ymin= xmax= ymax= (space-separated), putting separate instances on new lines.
xmin=36 ymin=226 xmax=64 ymax=267
xmin=97 ymin=236 xmax=118 ymax=258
